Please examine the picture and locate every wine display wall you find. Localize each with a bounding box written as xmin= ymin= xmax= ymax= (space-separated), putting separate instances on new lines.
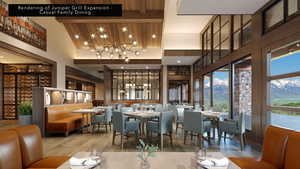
xmin=3 ymin=64 xmax=52 ymax=120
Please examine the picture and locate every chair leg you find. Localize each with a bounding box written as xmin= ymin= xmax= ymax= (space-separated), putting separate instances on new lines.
xmin=105 ymin=124 xmax=108 ymax=133
xmin=109 ymin=123 xmax=112 ymax=131
xmin=243 ymin=133 xmax=247 ymax=145
xmin=224 ymin=132 xmax=227 ymax=142
xmin=160 ymin=134 xmax=164 ymax=151
xmin=207 ymin=131 xmax=211 ymax=145
xmin=169 ymin=132 xmax=173 ymax=147
xmin=240 ymin=134 xmax=245 ymax=151
xmin=121 ymin=134 xmax=124 ymax=150
xmin=218 ymin=131 xmax=222 ymax=145
xmin=176 ymin=123 xmax=178 ymax=134
xmin=112 ymin=131 xmax=116 ymax=145
xmin=184 ymin=130 xmax=187 ymax=144
xmin=198 ymin=133 xmax=203 ymax=149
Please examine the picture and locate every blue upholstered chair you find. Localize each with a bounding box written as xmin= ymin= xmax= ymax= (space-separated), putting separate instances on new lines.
xmin=183 ymin=110 xmax=212 ymax=147
xmin=154 ymin=104 xmax=163 ymax=112
xmin=131 ymin=104 xmax=140 ymax=111
xmin=146 ymin=111 xmax=174 ymax=150
xmin=112 ymin=111 xmax=140 ymax=150
xmin=113 ymin=103 xmax=123 ymax=112
xmin=218 ymin=113 xmax=246 ymax=151
xmin=91 ymin=107 xmax=113 ymax=133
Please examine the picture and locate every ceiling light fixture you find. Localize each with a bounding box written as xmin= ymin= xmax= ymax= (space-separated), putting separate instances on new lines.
xmin=146 ymin=66 xmax=149 ymax=69
xmin=74 ymin=34 xmax=80 ymax=39
xmin=121 ymin=66 xmax=124 ymax=69
xmin=152 ymin=34 xmax=156 ymax=39
xmin=177 ymin=60 xmax=181 ymax=64
xmin=83 ymin=27 xmax=144 ymax=63
xmin=122 ymin=27 xmax=128 ymax=32
xmin=99 ymin=27 xmax=104 ymax=32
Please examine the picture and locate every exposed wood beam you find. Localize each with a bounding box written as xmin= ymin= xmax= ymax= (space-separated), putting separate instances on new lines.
xmin=140 ymin=0 xmax=147 ymax=14
xmin=141 ymin=24 xmax=147 ymax=49
xmin=56 ymin=11 xmax=164 ymax=24
xmin=74 ymin=59 xmax=161 ymax=64
xmin=110 ymin=24 xmax=120 ymax=46
xmin=164 ymin=50 xmax=201 ymax=56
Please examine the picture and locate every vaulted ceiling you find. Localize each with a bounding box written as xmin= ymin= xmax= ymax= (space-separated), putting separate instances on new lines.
xmin=51 ymin=0 xmax=164 ymax=50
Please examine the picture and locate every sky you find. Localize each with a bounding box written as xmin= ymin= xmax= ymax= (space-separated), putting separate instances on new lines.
xmin=271 ymin=51 xmax=300 ymax=76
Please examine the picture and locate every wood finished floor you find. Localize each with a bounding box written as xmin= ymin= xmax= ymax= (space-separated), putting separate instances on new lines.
xmin=0 ymin=121 xmax=261 ymax=158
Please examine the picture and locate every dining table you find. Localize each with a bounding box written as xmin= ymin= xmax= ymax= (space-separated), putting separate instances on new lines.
xmin=123 ymin=111 xmax=161 ymax=136
xmin=73 ymin=108 xmax=103 ymax=133
xmin=58 ymin=151 xmax=241 ymax=169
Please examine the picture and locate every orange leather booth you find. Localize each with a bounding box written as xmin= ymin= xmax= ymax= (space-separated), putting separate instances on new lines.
xmin=46 ymin=103 xmax=93 ymax=136
xmin=0 ymin=125 xmax=69 ymax=169
xmin=229 ymin=125 xmax=300 ymax=169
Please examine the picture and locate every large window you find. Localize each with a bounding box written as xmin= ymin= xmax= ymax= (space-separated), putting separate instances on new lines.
xmin=204 ymin=74 xmax=212 ymax=109
xmin=268 ymin=40 xmax=300 ymax=131
xmin=112 ymin=70 xmax=160 ymax=101
xmin=212 ymin=66 xmax=230 ymax=113
xmin=194 ymin=79 xmax=200 ymax=104
xmin=264 ymin=0 xmax=300 ymax=33
xmin=232 ymin=57 xmax=252 ymax=130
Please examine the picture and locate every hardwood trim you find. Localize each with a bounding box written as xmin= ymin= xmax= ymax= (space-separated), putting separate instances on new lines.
xmin=65 ymin=66 xmax=102 ymax=83
xmin=74 ymin=59 xmax=162 ymax=64
xmin=164 ymin=50 xmax=201 ymax=56
xmin=56 ymin=11 xmax=164 ymax=24
xmin=266 ymin=106 xmax=300 ymax=112
xmin=268 ymin=71 xmax=300 ymax=81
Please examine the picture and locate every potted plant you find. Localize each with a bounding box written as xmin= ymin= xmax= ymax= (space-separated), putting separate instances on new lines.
xmin=18 ymin=102 xmax=32 ymax=125
xmin=137 ymin=139 xmax=158 ymax=169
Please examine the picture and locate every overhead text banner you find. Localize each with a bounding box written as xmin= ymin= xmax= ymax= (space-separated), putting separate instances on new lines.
xmin=8 ymin=4 xmax=122 ymax=17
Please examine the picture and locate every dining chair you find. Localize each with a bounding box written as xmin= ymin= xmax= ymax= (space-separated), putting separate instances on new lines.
xmin=218 ymin=113 xmax=246 ymax=151
xmin=146 ymin=111 xmax=174 ymax=151
xmin=154 ymin=104 xmax=163 ymax=112
xmin=175 ymin=107 xmax=183 ymax=134
xmin=131 ymin=103 xmax=140 ymax=111
xmin=112 ymin=111 xmax=140 ymax=150
xmin=183 ymin=110 xmax=212 ymax=147
xmin=91 ymin=107 xmax=113 ymax=133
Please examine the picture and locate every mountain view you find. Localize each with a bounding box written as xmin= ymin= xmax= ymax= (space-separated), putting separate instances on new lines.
xmin=205 ymin=78 xmax=300 ymax=108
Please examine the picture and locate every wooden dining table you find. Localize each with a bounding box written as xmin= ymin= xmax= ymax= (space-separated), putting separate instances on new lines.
xmin=123 ymin=111 xmax=161 ymax=136
xmin=73 ymin=108 xmax=103 ymax=133
xmin=58 ymin=152 xmax=241 ymax=169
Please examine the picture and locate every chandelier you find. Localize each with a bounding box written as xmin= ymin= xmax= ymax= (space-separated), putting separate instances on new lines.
xmin=76 ymin=26 xmax=147 ymax=63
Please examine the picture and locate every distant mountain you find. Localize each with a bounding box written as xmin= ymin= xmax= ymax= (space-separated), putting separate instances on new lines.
xmin=204 ymin=78 xmax=300 ymax=104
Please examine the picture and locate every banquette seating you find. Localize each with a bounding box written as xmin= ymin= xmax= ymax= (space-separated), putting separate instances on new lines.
xmin=0 ymin=125 xmax=69 ymax=169
xmin=46 ymin=103 xmax=93 ymax=136
xmin=229 ymin=125 xmax=300 ymax=169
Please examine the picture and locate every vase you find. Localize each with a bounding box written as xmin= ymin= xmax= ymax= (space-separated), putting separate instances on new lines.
xmin=18 ymin=115 xmax=32 ymax=125
xmin=140 ymin=159 xmax=150 ymax=169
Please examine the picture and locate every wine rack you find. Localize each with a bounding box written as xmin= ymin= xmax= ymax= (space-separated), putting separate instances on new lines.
xmin=3 ymin=64 xmax=52 ymax=120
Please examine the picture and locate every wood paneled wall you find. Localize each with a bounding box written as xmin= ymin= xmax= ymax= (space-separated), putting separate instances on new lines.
xmin=104 ymin=66 xmax=112 ymax=105
xmin=194 ymin=5 xmax=300 ymax=142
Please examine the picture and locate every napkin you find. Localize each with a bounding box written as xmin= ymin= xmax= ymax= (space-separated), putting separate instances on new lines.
xmin=69 ymin=157 xmax=99 ymax=166
xmin=197 ymin=158 xmax=229 ymax=167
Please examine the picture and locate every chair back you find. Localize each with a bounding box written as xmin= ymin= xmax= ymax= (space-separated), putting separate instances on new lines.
xmin=113 ymin=104 xmax=123 ymax=111
xmin=183 ymin=110 xmax=204 ymax=133
xmin=284 ymin=131 xmax=300 ymax=169
xmin=154 ymin=104 xmax=163 ymax=112
xmin=261 ymin=125 xmax=292 ymax=169
xmin=112 ymin=111 xmax=124 ymax=133
xmin=194 ymin=103 xmax=201 ymax=111
xmin=105 ymin=107 xmax=113 ymax=122
xmin=131 ymin=104 xmax=140 ymax=111
xmin=121 ymin=107 xmax=133 ymax=112
xmin=159 ymin=111 xmax=174 ymax=134
xmin=14 ymin=125 xmax=43 ymax=168
xmin=0 ymin=130 xmax=23 ymax=169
